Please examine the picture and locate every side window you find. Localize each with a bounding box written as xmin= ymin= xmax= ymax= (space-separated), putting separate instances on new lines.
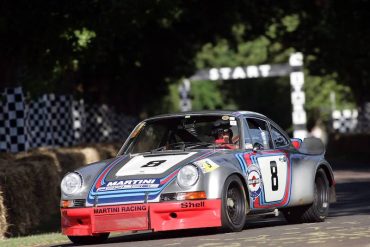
xmin=243 ymin=119 xmax=253 ymax=149
xmin=271 ymin=125 xmax=289 ymax=147
xmin=245 ymin=118 xmax=273 ymax=150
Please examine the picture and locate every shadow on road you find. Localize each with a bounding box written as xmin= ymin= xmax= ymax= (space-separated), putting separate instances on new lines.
xmin=329 ymin=159 xmax=370 ymax=217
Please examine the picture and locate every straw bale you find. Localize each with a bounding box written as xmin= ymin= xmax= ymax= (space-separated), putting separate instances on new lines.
xmin=0 ymin=153 xmax=60 ymax=236
xmin=91 ymin=143 xmax=121 ymax=160
xmin=0 ymin=190 xmax=8 ymax=239
xmin=0 ymin=143 xmax=120 ymax=237
xmin=79 ymin=147 xmax=100 ymax=164
xmin=52 ymin=148 xmax=87 ymax=176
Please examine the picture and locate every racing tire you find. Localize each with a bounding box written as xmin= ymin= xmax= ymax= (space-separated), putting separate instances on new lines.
xmin=221 ymin=175 xmax=247 ymax=232
xmin=67 ymin=233 xmax=109 ymax=245
xmin=283 ymin=169 xmax=330 ymax=223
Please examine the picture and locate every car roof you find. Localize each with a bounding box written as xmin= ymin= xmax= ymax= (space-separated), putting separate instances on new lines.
xmin=146 ymin=110 xmax=267 ymax=121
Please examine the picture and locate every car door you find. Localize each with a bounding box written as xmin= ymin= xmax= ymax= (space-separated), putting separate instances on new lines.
xmin=244 ymin=117 xmax=291 ymax=209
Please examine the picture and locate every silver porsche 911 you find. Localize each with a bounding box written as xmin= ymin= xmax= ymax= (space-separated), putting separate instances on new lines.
xmin=60 ymin=110 xmax=336 ymax=245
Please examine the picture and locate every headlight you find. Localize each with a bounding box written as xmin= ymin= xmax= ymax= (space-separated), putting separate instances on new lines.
xmin=177 ymin=165 xmax=199 ymax=187
xmin=61 ymin=173 xmax=83 ymax=195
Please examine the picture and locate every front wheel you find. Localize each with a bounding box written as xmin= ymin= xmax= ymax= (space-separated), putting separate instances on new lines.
xmin=283 ymin=169 xmax=330 ymax=223
xmin=68 ymin=233 xmax=109 ymax=245
xmin=221 ymin=175 xmax=248 ymax=231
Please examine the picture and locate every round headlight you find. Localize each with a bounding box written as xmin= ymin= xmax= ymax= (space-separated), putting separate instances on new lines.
xmin=177 ymin=165 xmax=199 ymax=187
xmin=61 ymin=173 xmax=83 ymax=195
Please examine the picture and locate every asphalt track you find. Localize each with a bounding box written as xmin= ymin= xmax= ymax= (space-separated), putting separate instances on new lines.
xmin=55 ymin=160 xmax=370 ymax=247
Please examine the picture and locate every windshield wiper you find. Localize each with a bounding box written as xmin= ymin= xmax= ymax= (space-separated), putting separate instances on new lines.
xmin=151 ymin=142 xmax=187 ymax=153
xmin=185 ymin=142 xmax=215 ymax=150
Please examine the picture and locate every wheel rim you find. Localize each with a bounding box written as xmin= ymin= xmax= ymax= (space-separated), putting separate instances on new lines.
xmin=226 ymin=182 xmax=244 ymax=225
xmin=314 ymin=175 xmax=329 ymax=214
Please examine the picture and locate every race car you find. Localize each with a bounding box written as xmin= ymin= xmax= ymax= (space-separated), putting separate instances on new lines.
xmin=60 ymin=110 xmax=336 ymax=244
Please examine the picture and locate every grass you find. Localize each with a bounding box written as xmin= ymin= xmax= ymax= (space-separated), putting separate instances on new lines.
xmin=0 ymin=233 xmax=69 ymax=247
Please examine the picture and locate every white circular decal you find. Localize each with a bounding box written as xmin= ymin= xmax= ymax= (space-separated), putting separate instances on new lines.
xmin=247 ymin=168 xmax=262 ymax=198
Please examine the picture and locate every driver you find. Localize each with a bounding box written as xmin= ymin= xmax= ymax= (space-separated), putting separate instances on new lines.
xmin=215 ymin=128 xmax=233 ymax=144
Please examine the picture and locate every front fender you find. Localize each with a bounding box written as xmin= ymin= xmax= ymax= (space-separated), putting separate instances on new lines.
xmin=203 ymin=165 xmax=242 ymax=199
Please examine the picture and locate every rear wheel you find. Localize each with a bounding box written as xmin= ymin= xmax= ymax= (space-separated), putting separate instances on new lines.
xmin=68 ymin=233 xmax=109 ymax=245
xmin=221 ymin=175 xmax=247 ymax=231
xmin=283 ymin=169 xmax=330 ymax=223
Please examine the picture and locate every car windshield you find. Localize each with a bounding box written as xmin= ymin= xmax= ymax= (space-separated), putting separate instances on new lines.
xmin=123 ymin=115 xmax=240 ymax=154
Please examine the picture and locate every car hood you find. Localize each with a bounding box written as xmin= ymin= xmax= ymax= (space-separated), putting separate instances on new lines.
xmin=86 ymin=150 xmax=216 ymax=205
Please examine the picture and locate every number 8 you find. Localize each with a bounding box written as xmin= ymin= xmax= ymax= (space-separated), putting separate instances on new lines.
xmin=270 ymin=161 xmax=278 ymax=191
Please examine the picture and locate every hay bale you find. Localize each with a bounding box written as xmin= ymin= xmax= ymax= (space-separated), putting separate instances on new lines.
xmin=0 ymin=155 xmax=14 ymax=238
xmin=52 ymin=148 xmax=87 ymax=176
xmin=0 ymin=190 xmax=8 ymax=239
xmin=79 ymin=147 xmax=100 ymax=164
xmin=0 ymin=153 xmax=61 ymax=237
xmin=90 ymin=143 xmax=121 ymax=160
xmin=0 ymin=143 xmax=120 ymax=238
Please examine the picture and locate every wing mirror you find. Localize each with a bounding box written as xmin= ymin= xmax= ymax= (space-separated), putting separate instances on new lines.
xmin=291 ymin=138 xmax=302 ymax=150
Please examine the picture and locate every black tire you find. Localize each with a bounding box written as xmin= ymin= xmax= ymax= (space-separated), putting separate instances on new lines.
xmin=283 ymin=169 xmax=330 ymax=223
xmin=221 ymin=175 xmax=248 ymax=232
xmin=68 ymin=233 xmax=109 ymax=245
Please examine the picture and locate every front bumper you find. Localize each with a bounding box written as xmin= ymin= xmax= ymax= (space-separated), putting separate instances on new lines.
xmin=61 ymin=199 xmax=221 ymax=236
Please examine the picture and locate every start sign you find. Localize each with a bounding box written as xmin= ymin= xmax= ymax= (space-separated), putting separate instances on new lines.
xmin=180 ymin=52 xmax=307 ymax=139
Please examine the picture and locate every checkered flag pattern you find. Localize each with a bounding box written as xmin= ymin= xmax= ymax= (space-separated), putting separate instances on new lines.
xmin=356 ymin=102 xmax=370 ymax=133
xmin=27 ymin=94 xmax=76 ymax=148
xmin=0 ymin=87 xmax=138 ymax=153
xmin=332 ymin=109 xmax=358 ymax=133
xmin=27 ymin=96 xmax=50 ymax=148
xmin=84 ymin=104 xmax=115 ymax=143
xmin=72 ymin=99 xmax=86 ymax=143
xmin=0 ymin=87 xmax=29 ymax=152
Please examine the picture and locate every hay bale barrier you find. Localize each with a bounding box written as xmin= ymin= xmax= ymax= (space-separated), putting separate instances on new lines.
xmin=0 ymin=143 xmax=120 ymax=238
xmin=0 ymin=190 xmax=8 ymax=239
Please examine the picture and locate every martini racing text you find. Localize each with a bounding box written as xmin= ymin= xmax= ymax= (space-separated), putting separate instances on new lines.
xmin=97 ymin=179 xmax=160 ymax=191
xmin=94 ymin=205 xmax=148 ymax=214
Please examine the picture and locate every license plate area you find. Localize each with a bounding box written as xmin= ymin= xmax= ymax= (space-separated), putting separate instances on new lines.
xmin=92 ymin=204 xmax=149 ymax=232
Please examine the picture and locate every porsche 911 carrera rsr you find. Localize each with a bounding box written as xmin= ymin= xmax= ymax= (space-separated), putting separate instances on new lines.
xmin=60 ymin=111 xmax=336 ymax=244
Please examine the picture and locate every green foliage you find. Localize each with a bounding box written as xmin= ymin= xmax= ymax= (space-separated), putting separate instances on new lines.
xmin=190 ymin=16 xmax=356 ymax=129
xmin=0 ymin=0 xmax=366 ymax=120
xmin=190 ymin=81 xmax=224 ymax=111
xmin=305 ymin=73 xmax=355 ymax=122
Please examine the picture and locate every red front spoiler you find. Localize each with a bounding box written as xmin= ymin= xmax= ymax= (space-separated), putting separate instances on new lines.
xmin=61 ymin=199 xmax=221 ymax=236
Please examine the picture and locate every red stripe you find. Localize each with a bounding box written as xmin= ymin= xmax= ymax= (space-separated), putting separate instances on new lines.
xmin=95 ymin=157 xmax=124 ymax=189
xmin=160 ymin=170 xmax=179 ymax=185
xmin=243 ymin=153 xmax=252 ymax=167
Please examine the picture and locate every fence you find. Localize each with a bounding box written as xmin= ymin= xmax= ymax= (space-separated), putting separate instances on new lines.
xmin=0 ymin=87 xmax=137 ymax=153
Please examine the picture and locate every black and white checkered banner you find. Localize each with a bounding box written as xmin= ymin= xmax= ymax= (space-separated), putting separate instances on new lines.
xmin=332 ymin=104 xmax=370 ymax=133
xmin=0 ymin=87 xmax=137 ymax=153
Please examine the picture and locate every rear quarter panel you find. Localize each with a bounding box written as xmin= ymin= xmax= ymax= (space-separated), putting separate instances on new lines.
xmin=288 ymin=153 xmax=334 ymax=207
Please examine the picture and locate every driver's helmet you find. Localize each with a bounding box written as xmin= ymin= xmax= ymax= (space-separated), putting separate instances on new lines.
xmin=211 ymin=120 xmax=233 ymax=143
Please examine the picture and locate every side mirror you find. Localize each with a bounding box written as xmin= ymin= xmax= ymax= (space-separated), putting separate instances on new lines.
xmin=291 ymin=138 xmax=302 ymax=150
xmin=299 ymin=137 xmax=325 ymax=155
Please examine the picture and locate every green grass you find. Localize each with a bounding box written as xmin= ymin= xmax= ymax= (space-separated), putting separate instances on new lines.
xmin=0 ymin=233 xmax=69 ymax=247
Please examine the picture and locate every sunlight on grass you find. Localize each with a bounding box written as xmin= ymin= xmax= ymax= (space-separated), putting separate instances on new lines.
xmin=0 ymin=233 xmax=69 ymax=247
